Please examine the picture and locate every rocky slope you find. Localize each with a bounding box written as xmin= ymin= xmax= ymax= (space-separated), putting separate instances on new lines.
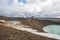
xmin=0 ymin=16 xmax=59 ymax=40
xmin=0 ymin=26 xmax=56 ymax=40
xmin=21 ymin=18 xmax=60 ymax=32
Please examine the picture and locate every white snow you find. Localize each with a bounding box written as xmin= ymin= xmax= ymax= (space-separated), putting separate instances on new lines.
xmin=12 ymin=26 xmax=60 ymax=40
xmin=0 ymin=20 xmax=6 ymax=22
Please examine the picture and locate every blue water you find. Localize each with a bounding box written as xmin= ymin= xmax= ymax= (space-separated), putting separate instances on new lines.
xmin=7 ymin=21 xmax=20 ymax=24
xmin=43 ymin=25 xmax=60 ymax=35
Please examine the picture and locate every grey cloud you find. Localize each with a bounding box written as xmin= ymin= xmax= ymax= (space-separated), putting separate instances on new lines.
xmin=0 ymin=0 xmax=60 ymax=18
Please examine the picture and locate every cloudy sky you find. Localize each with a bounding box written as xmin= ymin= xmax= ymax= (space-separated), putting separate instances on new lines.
xmin=0 ymin=0 xmax=60 ymax=18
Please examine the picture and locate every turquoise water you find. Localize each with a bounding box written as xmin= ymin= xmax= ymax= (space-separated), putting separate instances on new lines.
xmin=43 ymin=25 xmax=60 ymax=35
xmin=7 ymin=21 xmax=20 ymax=24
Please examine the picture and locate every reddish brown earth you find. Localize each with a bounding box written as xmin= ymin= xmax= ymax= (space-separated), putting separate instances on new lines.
xmin=21 ymin=18 xmax=60 ymax=32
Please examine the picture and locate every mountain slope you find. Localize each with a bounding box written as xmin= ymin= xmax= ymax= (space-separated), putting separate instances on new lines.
xmin=0 ymin=26 xmax=56 ymax=40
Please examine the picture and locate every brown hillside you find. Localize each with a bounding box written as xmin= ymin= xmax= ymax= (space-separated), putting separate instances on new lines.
xmin=21 ymin=18 xmax=60 ymax=32
xmin=0 ymin=16 xmax=59 ymax=40
xmin=0 ymin=26 xmax=56 ymax=40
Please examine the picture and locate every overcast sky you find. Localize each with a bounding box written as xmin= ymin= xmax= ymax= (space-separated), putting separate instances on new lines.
xmin=0 ymin=0 xmax=60 ymax=18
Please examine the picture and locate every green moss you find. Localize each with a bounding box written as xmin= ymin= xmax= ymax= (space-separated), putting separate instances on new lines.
xmin=43 ymin=25 xmax=60 ymax=35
